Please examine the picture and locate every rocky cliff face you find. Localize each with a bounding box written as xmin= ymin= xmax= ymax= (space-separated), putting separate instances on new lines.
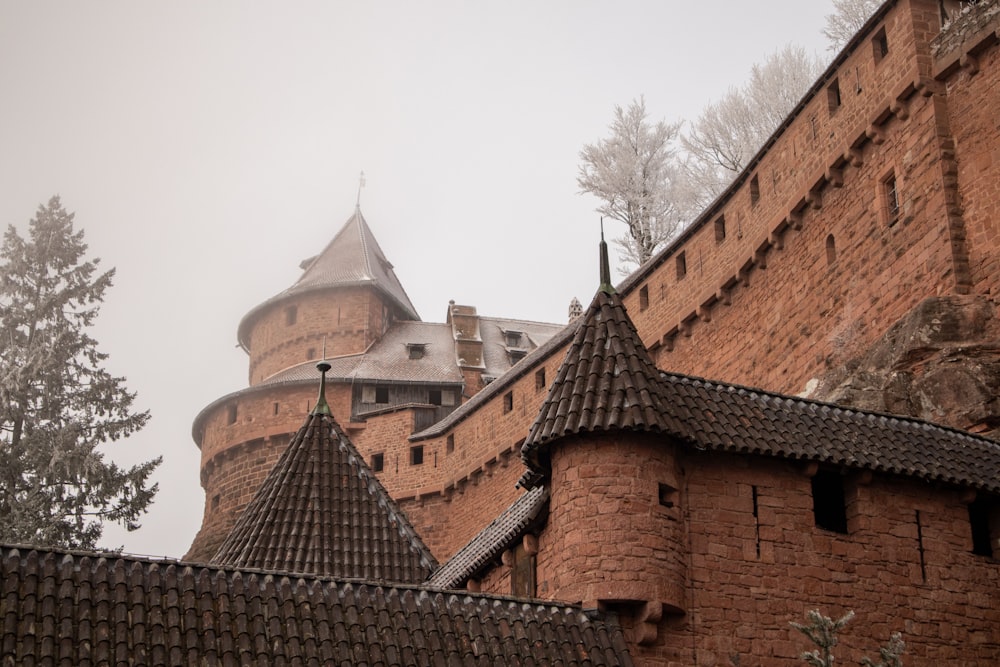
xmin=811 ymin=295 xmax=1000 ymax=440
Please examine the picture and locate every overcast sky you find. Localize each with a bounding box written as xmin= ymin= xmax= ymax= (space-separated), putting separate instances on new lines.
xmin=0 ymin=1 xmax=835 ymax=557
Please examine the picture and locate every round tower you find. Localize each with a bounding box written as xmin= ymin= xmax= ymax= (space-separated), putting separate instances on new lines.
xmin=185 ymin=208 xmax=420 ymax=560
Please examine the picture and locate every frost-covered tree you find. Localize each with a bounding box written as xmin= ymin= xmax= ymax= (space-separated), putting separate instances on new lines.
xmin=578 ymin=97 xmax=687 ymax=270
xmin=0 ymin=196 xmax=158 ymax=549
xmin=823 ymin=0 xmax=881 ymax=52
xmin=680 ymin=44 xmax=824 ymax=211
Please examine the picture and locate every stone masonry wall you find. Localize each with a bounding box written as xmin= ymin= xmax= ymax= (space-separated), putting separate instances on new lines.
xmin=475 ymin=444 xmax=1000 ymax=666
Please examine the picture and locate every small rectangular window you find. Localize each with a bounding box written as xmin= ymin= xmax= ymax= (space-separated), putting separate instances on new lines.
xmin=375 ymin=386 xmax=389 ymax=404
xmin=362 ymin=385 xmax=376 ymax=403
xmin=827 ymin=78 xmax=842 ymax=114
xmin=429 ymin=389 xmax=442 ymax=406
xmin=285 ymin=305 xmax=297 ymax=326
xmin=535 ymin=368 xmax=546 ymax=392
xmin=811 ymin=470 xmax=848 ymax=533
xmin=410 ymin=446 xmax=424 ymax=466
xmin=407 ymin=343 xmax=426 ymax=360
xmin=446 ymin=434 xmax=455 ymax=454
xmin=872 ymin=27 xmax=889 ymax=62
xmin=273 ymin=402 xmax=280 ymax=416
xmin=750 ymin=175 xmax=761 ymax=207
xmin=227 ymin=405 xmax=238 ymax=425
xmin=658 ymin=482 xmax=678 ymax=508
xmin=714 ymin=215 xmax=726 ymax=243
xmin=676 ymin=252 xmax=687 ymax=280
xmin=503 ymin=391 xmax=513 ymax=414
xmin=441 ymin=389 xmax=456 ymax=406
xmin=884 ymin=173 xmax=900 ymax=223
xmin=371 ymin=453 xmax=384 ymax=472
xmin=639 ymin=285 xmax=649 ymax=311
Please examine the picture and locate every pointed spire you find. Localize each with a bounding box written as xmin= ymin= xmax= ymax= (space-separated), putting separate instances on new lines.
xmin=599 ymin=218 xmax=615 ymax=295
xmin=356 ymin=170 xmax=366 ymax=209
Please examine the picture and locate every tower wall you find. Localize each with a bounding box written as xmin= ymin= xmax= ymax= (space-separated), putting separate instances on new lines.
xmin=541 ymin=434 xmax=686 ymax=611
xmin=245 ymin=286 xmax=396 ymax=384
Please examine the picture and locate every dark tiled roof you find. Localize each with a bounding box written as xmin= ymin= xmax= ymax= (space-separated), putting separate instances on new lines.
xmin=654 ymin=371 xmax=1000 ymax=493
xmin=0 ymin=545 xmax=633 ymax=666
xmin=212 ymin=409 xmax=437 ymax=582
xmin=428 ymin=486 xmax=548 ymax=590
xmin=520 ymin=286 xmax=1000 ymax=494
xmin=238 ymin=208 xmax=420 ymax=348
xmin=522 ymin=289 xmax=682 ymax=467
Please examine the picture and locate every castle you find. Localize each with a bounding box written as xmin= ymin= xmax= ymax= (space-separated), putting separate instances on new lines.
xmin=3 ymin=1 xmax=1000 ymax=664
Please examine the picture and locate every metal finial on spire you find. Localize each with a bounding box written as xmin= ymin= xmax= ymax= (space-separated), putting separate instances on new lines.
xmin=312 ymin=359 xmax=332 ymax=416
xmin=599 ymin=218 xmax=615 ymax=294
xmin=356 ymin=171 xmax=366 ymax=209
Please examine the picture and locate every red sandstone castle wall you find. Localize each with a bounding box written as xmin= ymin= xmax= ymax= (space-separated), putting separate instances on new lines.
xmin=476 ymin=443 xmax=1000 ymax=666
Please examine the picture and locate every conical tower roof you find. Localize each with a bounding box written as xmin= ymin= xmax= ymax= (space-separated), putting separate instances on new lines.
xmin=520 ymin=235 xmax=682 ymax=480
xmin=212 ymin=366 xmax=437 ymax=582
xmin=238 ymin=208 xmax=420 ymax=348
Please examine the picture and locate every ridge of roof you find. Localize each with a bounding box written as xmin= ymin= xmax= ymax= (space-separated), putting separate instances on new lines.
xmin=211 ymin=407 xmax=438 ymax=582
xmin=428 ymin=485 xmax=549 ymax=590
xmin=236 ymin=208 xmax=420 ymax=348
xmin=521 ymin=288 xmax=680 ymax=475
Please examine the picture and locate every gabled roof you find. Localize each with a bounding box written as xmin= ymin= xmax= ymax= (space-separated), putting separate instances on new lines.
xmin=212 ymin=403 xmax=437 ymax=582
xmin=0 ymin=545 xmax=634 ymax=666
xmin=428 ymin=486 xmax=549 ymax=590
xmin=237 ymin=208 xmax=419 ymax=348
xmin=521 ymin=288 xmax=681 ymax=472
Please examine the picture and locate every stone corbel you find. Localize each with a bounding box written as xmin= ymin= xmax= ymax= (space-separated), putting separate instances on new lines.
xmin=635 ymin=601 xmax=664 ymax=646
xmin=866 ymin=124 xmax=885 ymax=145
xmin=844 ymin=147 xmax=864 ymax=168
xmin=960 ymin=53 xmax=979 ymax=76
xmin=890 ymin=99 xmax=909 ymax=121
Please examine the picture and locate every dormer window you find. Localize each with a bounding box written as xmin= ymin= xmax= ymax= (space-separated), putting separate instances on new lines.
xmin=509 ymin=349 xmax=527 ymax=364
xmin=406 ymin=343 xmax=427 ymax=360
xmin=504 ymin=330 xmax=523 ymax=348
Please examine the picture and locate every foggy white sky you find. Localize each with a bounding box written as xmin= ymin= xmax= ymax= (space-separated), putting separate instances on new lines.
xmin=0 ymin=1 xmax=833 ymax=557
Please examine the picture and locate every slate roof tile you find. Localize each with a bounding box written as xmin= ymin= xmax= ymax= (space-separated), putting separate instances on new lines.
xmin=1 ymin=546 xmax=632 ymax=666
xmin=212 ymin=406 xmax=437 ymax=582
xmin=428 ymin=486 xmax=549 ymax=590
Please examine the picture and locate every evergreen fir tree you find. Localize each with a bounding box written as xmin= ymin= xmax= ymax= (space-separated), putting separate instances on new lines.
xmin=0 ymin=196 xmax=158 ymax=548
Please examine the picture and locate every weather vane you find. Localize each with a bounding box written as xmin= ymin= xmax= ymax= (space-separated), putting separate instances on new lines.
xmin=356 ymin=170 xmax=366 ymax=209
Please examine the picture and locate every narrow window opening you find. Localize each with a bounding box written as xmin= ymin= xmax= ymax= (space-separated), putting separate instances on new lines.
xmin=429 ymin=389 xmax=442 ymax=406
xmin=715 ymin=215 xmax=726 ymax=243
xmin=211 ymin=494 xmax=221 ymax=510
xmin=410 ymin=445 xmax=424 ymax=466
xmin=873 ymin=27 xmax=889 ymax=62
xmin=915 ymin=510 xmax=927 ymax=581
xmin=827 ymin=78 xmax=842 ymax=114
xmin=750 ymin=175 xmax=760 ymax=207
xmin=371 ymin=453 xmax=384 ymax=472
xmin=535 ymin=368 xmax=546 ymax=392
xmin=503 ymin=391 xmax=513 ymax=414
xmin=826 ymin=234 xmax=837 ymax=265
xmin=307 ymin=347 xmax=316 ymax=360
xmin=446 ymin=434 xmax=455 ymax=454
xmin=639 ymin=285 xmax=649 ymax=311
xmin=658 ymin=482 xmax=678 ymax=508
xmin=884 ymin=173 xmax=900 ymax=224
xmin=272 ymin=402 xmax=279 ymax=416
xmin=969 ymin=497 xmax=998 ymax=557
xmin=285 ymin=305 xmax=297 ymax=326
xmin=227 ymin=405 xmax=238 ymax=425
xmin=752 ymin=485 xmax=761 ymax=559
xmin=811 ymin=470 xmax=848 ymax=533
xmin=375 ymin=386 xmax=389 ymax=404
xmin=676 ymin=252 xmax=687 ymax=280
